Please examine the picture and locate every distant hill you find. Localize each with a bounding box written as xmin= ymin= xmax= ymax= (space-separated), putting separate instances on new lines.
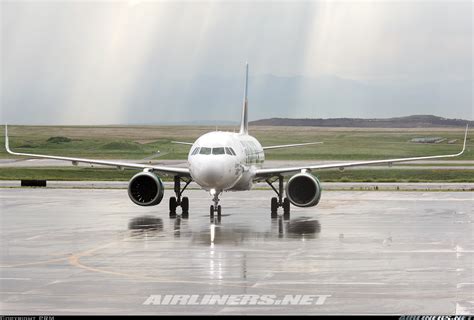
xmin=57 ymin=74 xmax=474 ymax=125
xmin=250 ymin=115 xmax=473 ymax=128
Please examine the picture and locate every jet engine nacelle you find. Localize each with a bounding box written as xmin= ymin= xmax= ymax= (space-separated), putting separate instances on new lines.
xmin=285 ymin=172 xmax=322 ymax=207
xmin=128 ymin=171 xmax=164 ymax=206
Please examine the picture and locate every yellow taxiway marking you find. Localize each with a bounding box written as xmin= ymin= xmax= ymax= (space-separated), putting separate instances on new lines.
xmin=0 ymin=257 xmax=69 ymax=268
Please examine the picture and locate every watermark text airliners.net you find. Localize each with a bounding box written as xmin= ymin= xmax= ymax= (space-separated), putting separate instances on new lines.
xmin=143 ymin=294 xmax=331 ymax=306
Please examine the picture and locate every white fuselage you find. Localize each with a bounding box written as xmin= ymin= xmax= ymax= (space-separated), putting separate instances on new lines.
xmin=188 ymin=131 xmax=264 ymax=192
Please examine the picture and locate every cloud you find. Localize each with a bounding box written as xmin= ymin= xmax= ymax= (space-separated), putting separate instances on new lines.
xmin=1 ymin=1 xmax=472 ymax=124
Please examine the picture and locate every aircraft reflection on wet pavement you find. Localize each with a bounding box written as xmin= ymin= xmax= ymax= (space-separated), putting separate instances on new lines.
xmin=128 ymin=215 xmax=164 ymax=233
xmin=128 ymin=215 xmax=321 ymax=243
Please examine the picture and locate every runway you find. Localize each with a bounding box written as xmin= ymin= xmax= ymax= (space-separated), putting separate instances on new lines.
xmin=0 ymin=188 xmax=472 ymax=315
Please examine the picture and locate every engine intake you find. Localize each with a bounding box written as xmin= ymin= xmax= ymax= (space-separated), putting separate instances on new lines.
xmin=285 ymin=172 xmax=322 ymax=207
xmin=128 ymin=171 xmax=164 ymax=206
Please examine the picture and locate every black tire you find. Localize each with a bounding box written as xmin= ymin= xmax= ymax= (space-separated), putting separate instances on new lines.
xmin=271 ymin=197 xmax=278 ymax=213
xmin=182 ymin=211 xmax=189 ymax=219
xmin=169 ymin=196 xmax=177 ymax=213
xmin=283 ymin=197 xmax=290 ymax=214
xmin=217 ymin=205 xmax=222 ymax=217
xmin=181 ymin=196 xmax=189 ymax=213
xmin=210 ymin=205 xmax=214 ymax=218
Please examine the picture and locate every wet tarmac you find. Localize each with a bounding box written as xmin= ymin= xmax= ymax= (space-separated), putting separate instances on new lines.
xmin=0 ymin=188 xmax=472 ymax=315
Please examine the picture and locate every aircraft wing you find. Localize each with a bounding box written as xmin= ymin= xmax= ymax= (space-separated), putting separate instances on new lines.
xmin=4 ymin=126 xmax=190 ymax=177
xmin=255 ymin=125 xmax=469 ymax=177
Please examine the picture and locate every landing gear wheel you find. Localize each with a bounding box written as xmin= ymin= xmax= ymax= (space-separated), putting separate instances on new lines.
xmin=210 ymin=205 xmax=215 ymax=219
xmin=283 ymin=197 xmax=290 ymax=220
xmin=271 ymin=197 xmax=278 ymax=217
xmin=169 ymin=197 xmax=177 ymax=218
xmin=181 ymin=197 xmax=189 ymax=213
xmin=283 ymin=197 xmax=290 ymax=213
xmin=169 ymin=196 xmax=177 ymax=212
xmin=217 ymin=205 xmax=222 ymax=217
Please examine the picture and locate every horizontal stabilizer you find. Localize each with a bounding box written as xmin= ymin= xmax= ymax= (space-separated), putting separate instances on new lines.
xmin=171 ymin=141 xmax=194 ymax=146
xmin=263 ymin=142 xmax=323 ymax=150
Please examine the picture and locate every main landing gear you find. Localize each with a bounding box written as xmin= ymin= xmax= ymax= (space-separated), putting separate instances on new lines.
xmin=209 ymin=189 xmax=222 ymax=220
xmin=266 ymin=175 xmax=290 ymax=219
xmin=169 ymin=176 xmax=192 ymax=219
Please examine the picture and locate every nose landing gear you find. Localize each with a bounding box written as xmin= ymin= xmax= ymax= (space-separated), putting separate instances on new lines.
xmin=209 ymin=189 xmax=222 ymax=219
xmin=169 ymin=176 xmax=192 ymax=218
xmin=210 ymin=205 xmax=221 ymax=218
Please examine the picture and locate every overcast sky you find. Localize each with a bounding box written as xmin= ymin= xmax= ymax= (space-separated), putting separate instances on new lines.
xmin=1 ymin=0 xmax=472 ymax=124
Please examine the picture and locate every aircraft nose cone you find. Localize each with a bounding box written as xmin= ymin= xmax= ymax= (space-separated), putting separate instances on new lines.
xmin=202 ymin=166 xmax=223 ymax=185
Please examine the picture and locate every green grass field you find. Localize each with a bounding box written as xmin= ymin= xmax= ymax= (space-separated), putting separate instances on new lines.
xmin=0 ymin=125 xmax=472 ymax=182
xmin=1 ymin=125 xmax=472 ymax=160
xmin=0 ymin=167 xmax=472 ymax=182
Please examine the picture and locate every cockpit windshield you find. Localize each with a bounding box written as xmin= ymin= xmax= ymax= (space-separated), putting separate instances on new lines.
xmin=195 ymin=147 xmax=236 ymax=156
xmin=199 ymin=147 xmax=212 ymax=155
xmin=212 ymin=147 xmax=225 ymax=155
xmin=225 ymin=147 xmax=236 ymax=156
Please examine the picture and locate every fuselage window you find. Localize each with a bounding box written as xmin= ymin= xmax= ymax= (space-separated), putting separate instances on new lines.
xmin=192 ymin=147 xmax=200 ymax=155
xmin=229 ymin=147 xmax=236 ymax=156
xmin=199 ymin=147 xmax=212 ymax=155
xmin=225 ymin=147 xmax=232 ymax=155
xmin=212 ymin=147 xmax=225 ymax=155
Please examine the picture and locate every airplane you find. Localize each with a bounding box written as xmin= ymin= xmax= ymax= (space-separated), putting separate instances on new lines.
xmin=4 ymin=64 xmax=469 ymax=220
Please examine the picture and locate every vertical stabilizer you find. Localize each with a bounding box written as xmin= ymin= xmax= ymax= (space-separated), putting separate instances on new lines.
xmin=239 ymin=63 xmax=249 ymax=135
